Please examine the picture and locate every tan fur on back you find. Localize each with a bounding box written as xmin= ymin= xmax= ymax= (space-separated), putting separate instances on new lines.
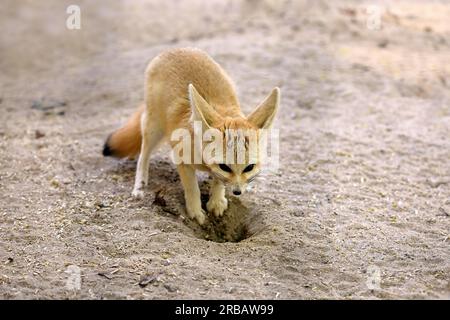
xmin=105 ymin=48 xmax=247 ymax=157
xmin=145 ymin=48 xmax=245 ymax=141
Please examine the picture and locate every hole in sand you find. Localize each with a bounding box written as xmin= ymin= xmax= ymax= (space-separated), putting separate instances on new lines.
xmin=189 ymin=194 xmax=265 ymax=243
xmin=107 ymin=160 xmax=265 ymax=243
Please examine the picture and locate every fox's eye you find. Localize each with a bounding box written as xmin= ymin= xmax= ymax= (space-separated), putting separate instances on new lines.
xmin=219 ymin=164 xmax=232 ymax=173
xmin=243 ymin=164 xmax=255 ymax=173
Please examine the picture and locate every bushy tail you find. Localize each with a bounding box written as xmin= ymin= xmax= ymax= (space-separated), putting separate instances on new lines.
xmin=102 ymin=104 xmax=144 ymax=159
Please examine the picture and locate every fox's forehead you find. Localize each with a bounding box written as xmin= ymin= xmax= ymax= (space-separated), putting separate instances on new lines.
xmin=215 ymin=117 xmax=259 ymax=146
xmin=218 ymin=117 xmax=257 ymax=130
xmin=222 ymin=128 xmax=259 ymax=164
xmin=203 ymin=117 xmax=262 ymax=164
xmin=222 ymin=126 xmax=258 ymax=143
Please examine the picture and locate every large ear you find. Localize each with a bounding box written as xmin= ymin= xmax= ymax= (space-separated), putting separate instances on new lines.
xmin=247 ymin=87 xmax=280 ymax=129
xmin=188 ymin=83 xmax=221 ymax=129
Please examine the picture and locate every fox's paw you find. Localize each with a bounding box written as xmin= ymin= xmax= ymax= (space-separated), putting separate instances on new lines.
xmin=207 ymin=196 xmax=228 ymax=217
xmin=131 ymin=188 xmax=145 ymax=199
xmin=186 ymin=204 xmax=206 ymax=225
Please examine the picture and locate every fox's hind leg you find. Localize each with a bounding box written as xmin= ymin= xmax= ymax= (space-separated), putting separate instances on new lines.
xmin=132 ymin=109 xmax=163 ymax=198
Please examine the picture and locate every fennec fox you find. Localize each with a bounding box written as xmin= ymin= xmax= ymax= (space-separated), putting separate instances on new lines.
xmin=103 ymin=48 xmax=280 ymax=225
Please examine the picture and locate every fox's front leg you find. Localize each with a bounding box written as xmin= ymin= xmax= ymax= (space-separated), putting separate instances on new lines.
xmin=177 ymin=164 xmax=206 ymax=225
xmin=207 ymin=178 xmax=228 ymax=217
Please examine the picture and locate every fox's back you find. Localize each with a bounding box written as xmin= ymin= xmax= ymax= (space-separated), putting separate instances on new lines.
xmin=103 ymin=47 xmax=279 ymax=162
xmin=145 ymin=48 xmax=242 ymax=132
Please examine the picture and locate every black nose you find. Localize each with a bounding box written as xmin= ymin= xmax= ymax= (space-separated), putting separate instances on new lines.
xmin=233 ymin=190 xmax=241 ymax=196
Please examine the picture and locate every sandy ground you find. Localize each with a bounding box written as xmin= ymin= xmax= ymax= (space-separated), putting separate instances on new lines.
xmin=0 ymin=0 xmax=449 ymax=299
